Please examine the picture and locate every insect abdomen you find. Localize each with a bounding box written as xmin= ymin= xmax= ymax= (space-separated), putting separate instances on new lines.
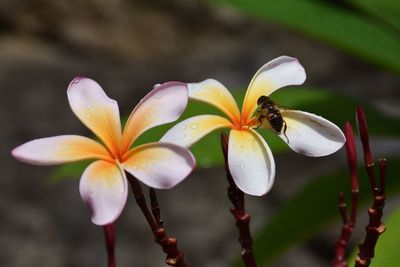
xmin=268 ymin=113 xmax=283 ymax=132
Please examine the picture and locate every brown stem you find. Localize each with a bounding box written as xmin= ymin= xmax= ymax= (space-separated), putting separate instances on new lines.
xmin=103 ymin=223 xmax=116 ymax=267
xmin=150 ymin=188 xmax=164 ymax=227
xmin=354 ymin=107 xmax=387 ymax=267
xmin=126 ymin=174 xmax=187 ymax=267
xmin=355 ymin=162 xmax=387 ymax=267
xmin=332 ymin=123 xmax=360 ymax=267
xmin=221 ymin=132 xmax=257 ymax=267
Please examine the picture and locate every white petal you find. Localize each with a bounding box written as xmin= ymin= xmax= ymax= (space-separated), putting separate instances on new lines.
xmin=228 ymin=129 xmax=275 ymax=196
xmin=280 ymin=110 xmax=346 ymax=157
xmin=121 ymin=82 xmax=188 ymax=153
xmin=12 ymin=135 xmax=112 ymax=165
xmin=67 ymin=77 xmax=122 ymax=157
xmin=161 ymin=115 xmax=233 ymax=147
xmin=188 ymin=79 xmax=241 ymax=123
xmin=79 ymin=160 xmax=128 ymax=225
xmin=242 ymin=56 xmax=306 ymax=121
xmin=123 ymin=142 xmax=195 ymax=189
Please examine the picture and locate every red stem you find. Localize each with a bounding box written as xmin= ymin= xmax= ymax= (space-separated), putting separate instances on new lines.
xmin=355 ymin=163 xmax=387 ymax=267
xmin=126 ymin=174 xmax=188 ymax=267
xmin=354 ymin=107 xmax=387 ymax=267
xmin=332 ymin=123 xmax=359 ymax=267
xmin=103 ymin=223 xmax=116 ymax=267
xmin=221 ymin=132 xmax=257 ymax=267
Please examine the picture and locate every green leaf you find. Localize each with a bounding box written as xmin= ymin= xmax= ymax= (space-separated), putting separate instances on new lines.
xmin=231 ymin=158 xmax=400 ymax=267
xmin=349 ymin=0 xmax=400 ymax=31
xmin=211 ymin=0 xmax=400 ymax=73
xmin=49 ymin=87 xmax=400 ymax=182
xmin=348 ymin=206 xmax=400 ymax=266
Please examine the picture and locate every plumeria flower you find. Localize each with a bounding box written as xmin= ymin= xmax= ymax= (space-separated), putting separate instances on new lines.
xmin=161 ymin=56 xmax=345 ymax=196
xmin=12 ymin=78 xmax=195 ymax=225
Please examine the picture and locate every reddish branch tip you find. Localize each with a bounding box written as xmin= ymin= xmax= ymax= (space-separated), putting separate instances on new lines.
xmin=356 ymin=107 xmax=373 ymax=166
xmin=344 ymin=122 xmax=359 ymax=191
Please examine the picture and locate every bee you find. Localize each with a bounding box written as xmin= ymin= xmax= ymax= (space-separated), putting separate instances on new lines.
xmin=255 ymin=95 xmax=289 ymax=143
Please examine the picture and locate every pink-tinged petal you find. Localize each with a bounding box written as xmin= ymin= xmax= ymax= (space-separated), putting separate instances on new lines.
xmin=280 ymin=110 xmax=346 ymax=157
xmin=121 ymin=82 xmax=188 ymax=153
xmin=188 ymin=79 xmax=241 ymax=123
xmin=242 ymin=56 xmax=306 ymax=121
xmin=123 ymin=142 xmax=195 ymax=189
xmin=80 ymin=160 xmax=128 ymax=225
xmin=67 ymin=77 xmax=122 ymax=158
xmin=12 ymin=135 xmax=112 ymax=165
xmin=228 ymin=129 xmax=275 ymax=196
xmin=161 ymin=115 xmax=233 ymax=147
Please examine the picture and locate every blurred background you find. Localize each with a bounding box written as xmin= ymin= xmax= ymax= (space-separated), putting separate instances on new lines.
xmin=1 ymin=0 xmax=399 ymax=266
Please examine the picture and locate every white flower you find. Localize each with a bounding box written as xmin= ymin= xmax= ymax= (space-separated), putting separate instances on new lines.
xmin=162 ymin=56 xmax=345 ymax=196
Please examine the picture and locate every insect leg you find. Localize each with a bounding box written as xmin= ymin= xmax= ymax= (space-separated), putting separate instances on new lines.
xmin=283 ymin=120 xmax=289 ymax=144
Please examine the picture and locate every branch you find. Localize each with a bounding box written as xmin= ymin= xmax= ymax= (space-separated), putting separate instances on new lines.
xmin=103 ymin=223 xmax=116 ymax=267
xmin=332 ymin=122 xmax=359 ymax=267
xmin=221 ymin=132 xmax=257 ymax=267
xmin=126 ymin=174 xmax=188 ymax=267
xmin=354 ymin=107 xmax=387 ymax=267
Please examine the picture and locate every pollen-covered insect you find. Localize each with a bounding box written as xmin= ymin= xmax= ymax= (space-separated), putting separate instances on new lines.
xmin=255 ymin=95 xmax=289 ymax=142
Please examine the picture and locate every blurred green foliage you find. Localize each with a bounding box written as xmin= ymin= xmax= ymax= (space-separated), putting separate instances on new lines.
xmin=212 ymin=0 xmax=400 ymax=73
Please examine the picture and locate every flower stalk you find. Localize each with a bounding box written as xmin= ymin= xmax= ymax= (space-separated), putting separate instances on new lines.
xmin=355 ymin=107 xmax=387 ymax=267
xmin=332 ymin=122 xmax=359 ymax=267
xmin=103 ymin=223 xmax=116 ymax=267
xmin=221 ymin=132 xmax=257 ymax=267
xmin=126 ymin=173 xmax=188 ymax=267
xmin=332 ymin=107 xmax=388 ymax=267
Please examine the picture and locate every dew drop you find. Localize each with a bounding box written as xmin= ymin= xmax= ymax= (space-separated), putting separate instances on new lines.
xmin=219 ymin=92 xmax=224 ymax=96
xmin=158 ymin=113 xmax=164 ymax=118
xmin=72 ymin=78 xmax=80 ymax=84
xmin=153 ymin=83 xmax=161 ymax=89
xmin=180 ymin=125 xmax=187 ymax=130
xmin=240 ymin=163 xmax=245 ymax=169
xmin=190 ymin=124 xmax=198 ymax=129
xmin=141 ymin=163 xmax=147 ymax=168
xmin=87 ymin=105 xmax=92 ymax=109
xmin=145 ymin=116 xmax=150 ymax=121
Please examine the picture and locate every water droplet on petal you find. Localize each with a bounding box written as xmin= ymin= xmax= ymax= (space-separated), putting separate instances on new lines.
xmin=141 ymin=163 xmax=147 ymax=168
xmin=159 ymin=113 xmax=164 ymax=118
xmin=240 ymin=163 xmax=245 ymax=169
xmin=153 ymin=83 xmax=161 ymax=89
xmin=190 ymin=124 xmax=198 ymax=129
xmin=219 ymin=92 xmax=224 ymax=96
xmin=145 ymin=116 xmax=150 ymax=121
xmin=180 ymin=125 xmax=187 ymax=130
xmin=87 ymin=105 xmax=92 ymax=109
